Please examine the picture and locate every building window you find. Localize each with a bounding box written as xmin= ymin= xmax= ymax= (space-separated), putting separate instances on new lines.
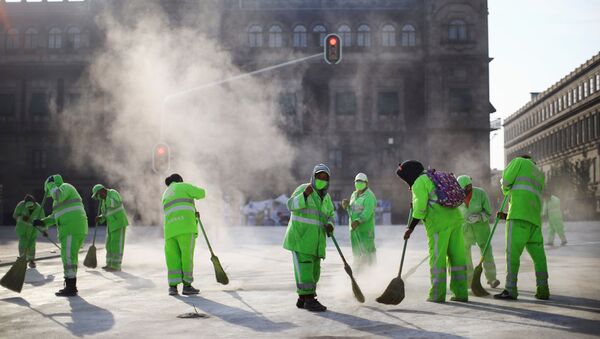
xmin=558 ymin=97 xmax=562 ymax=111
xmin=313 ymin=24 xmax=327 ymax=47
xmin=448 ymin=20 xmax=467 ymax=41
xmin=337 ymin=24 xmax=352 ymax=47
xmin=29 ymin=93 xmax=49 ymax=116
xmin=573 ymin=89 xmax=577 ymax=103
xmin=247 ymin=25 xmax=263 ymax=48
xmin=381 ymin=24 xmax=396 ymax=47
xmin=584 ymin=81 xmax=589 ymax=97
xmin=6 ymin=28 xmax=19 ymax=50
xmin=292 ymin=25 xmax=307 ymax=48
xmin=33 ymin=150 xmax=47 ymax=170
xmin=268 ymin=25 xmax=283 ymax=48
xmin=67 ymin=27 xmax=81 ymax=49
xmin=449 ymin=88 xmax=472 ymax=113
xmin=0 ymin=94 xmax=16 ymax=117
xmin=278 ymin=92 xmax=296 ymax=115
xmin=578 ymin=85 xmax=582 ymax=101
xmin=591 ymin=78 xmax=596 ymax=95
xmin=596 ymin=74 xmax=600 ymax=91
xmin=24 ymin=28 xmax=38 ymax=50
xmin=377 ymin=92 xmax=400 ymax=116
xmin=356 ymin=24 xmax=371 ymax=47
xmin=568 ymin=91 xmax=572 ymax=106
xmin=48 ymin=28 xmax=62 ymax=49
xmin=335 ymin=92 xmax=357 ymax=115
xmin=401 ymin=24 xmax=416 ymax=46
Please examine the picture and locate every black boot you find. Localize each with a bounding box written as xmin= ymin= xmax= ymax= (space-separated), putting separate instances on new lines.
xmin=182 ymin=284 xmax=199 ymax=295
xmin=304 ymin=296 xmax=327 ymax=312
xmin=168 ymin=286 xmax=178 ymax=296
xmin=55 ymin=278 xmax=78 ymax=297
xmin=493 ymin=290 xmax=517 ymax=300
xmin=296 ymin=295 xmax=306 ymax=309
xmin=28 ymin=260 xmax=36 ymax=268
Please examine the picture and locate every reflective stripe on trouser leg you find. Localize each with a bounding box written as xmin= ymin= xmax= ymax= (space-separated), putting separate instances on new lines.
xmin=462 ymin=224 xmax=475 ymax=284
xmin=448 ymin=225 xmax=468 ymax=299
xmin=61 ymin=234 xmax=85 ymax=279
xmin=165 ymin=237 xmax=183 ymax=286
xmin=524 ymin=223 xmax=549 ymax=289
xmin=105 ymin=228 xmax=113 ymax=266
xmin=117 ymin=227 xmax=126 ymax=267
xmin=292 ymin=252 xmax=318 ymax=296
xmin=107 ymin=227 xmax=126 ymax=269
xmin=546 ymin=223 xmax=556 ymax=243
xmin=505 ymin=220 xmax=529 ymax=297
xmin=180 ymin=233 xmax=196 ymax=285
xmin=428 ymin=232 xmax=448 ymax=301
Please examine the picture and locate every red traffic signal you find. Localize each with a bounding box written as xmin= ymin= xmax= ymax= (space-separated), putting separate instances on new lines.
xmin=324 ymin=34 xmax=342 ymax=65
xmin=152 ymin=142 xmax=170 ymax=174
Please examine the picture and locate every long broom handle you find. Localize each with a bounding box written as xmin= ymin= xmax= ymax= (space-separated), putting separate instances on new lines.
xmin=197 ymin=218 xmax=215 ymax=256
xmin=330 ymin=234 xmax=349 ymax=266
xmin=477 ymin=193 xmax=510 ymax=265
xmin=91 ymin=201 xmax=102 ymax=245
xmin=398 ymin=208 xmax=413 ymax=277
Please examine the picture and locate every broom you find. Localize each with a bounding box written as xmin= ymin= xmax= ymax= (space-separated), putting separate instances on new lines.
xmin=197 ymin=218 xmax=229 ymax=285
xmin=1 ymin=196 xmax=47 ymax=293
xmin=376 ymin=210 xmax=412 ymax=305
xmin=83 ymin=202 xmax=102 ymax=268
xmin=471 ymin=194 xmax=510 ymax=297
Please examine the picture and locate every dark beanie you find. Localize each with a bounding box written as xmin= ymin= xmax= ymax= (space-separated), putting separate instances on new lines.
xmin=396 ymin=160 xmax=425 ymax=187
xmin=165 ymin=173 xmax=184 ymax=187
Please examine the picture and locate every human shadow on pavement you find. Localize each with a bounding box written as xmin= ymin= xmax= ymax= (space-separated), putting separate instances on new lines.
xmin=363 ymin=305 xmax=426 ymax=331
xmin=111 ymin=270 xmax=156 ymax=290
xmin=175 ymin=295 xmax=297 ymax=333
xmin=24 ymin=268 xmax=55 ymax=287
xmin=451 ymin=299 xmax=600 ymax=336
xmin=314 ymin=310 xmax=465 ymax=338
xmin=515 ymin=292 xmax=600 ymax=314
xmin=1 ymin=297 xmax=71 ymax=331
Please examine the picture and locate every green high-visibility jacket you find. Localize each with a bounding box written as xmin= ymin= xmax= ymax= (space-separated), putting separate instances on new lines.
xmin=543 ymin=195 xmax=563 ymax=222
xmin=501 ymin=157 xmax=545 ymax=227
xmin=411 ymin=174 xmax=464 ymax=232
xmin=98 ymin=189 xmax=129 ymax=231
xmin=162 ymin=182 xmax=205 ymax=240
xmin=348 ymin=188 xmax=376 ymax=237
xmin=458 ymin=187 xmax=491 ymax=225
xmin=42 ymin=183 xmax=88 ymax=236
xmin=283 ymin=183 xmax=335 ymax=259
xmin=13 ymin=201 xmax=45 ymax=236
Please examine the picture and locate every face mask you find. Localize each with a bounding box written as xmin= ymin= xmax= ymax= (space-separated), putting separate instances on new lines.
xmin=355 ymin=182 xmax=367 ymax=191
xmin=315 ymin=179 xmax=328 ymax=190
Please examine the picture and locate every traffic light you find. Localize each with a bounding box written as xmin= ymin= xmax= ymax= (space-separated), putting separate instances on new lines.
xmin=152 ymin=142 xmax=170 ymax=174
xmin=324 ymin=34 xmax=342 ymax=65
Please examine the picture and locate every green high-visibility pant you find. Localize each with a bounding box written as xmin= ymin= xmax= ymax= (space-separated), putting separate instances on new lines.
xmin=106 ymin=227 xmax=126 ymax=269
xmin=350 ymin=231 xmax=376 ymax=270
xmin=546 ymin=218 xmax=566 ymax=244
xmin=427 ymin=224 xmax=468 ymax=301
xmin=292 ymin=252 xmax=321 ymax=296
xmin=165 ymin=233 xmax=196 ymax=286
xmin=463 ymin=222 xmax=497 ymax=284
xmin=505 ymin=219 xmax=549 ymax=298
xmin=60 ymin=234 xmax=86 ymax=279
xmin=18 ymin=232 xmax=37 ymax=261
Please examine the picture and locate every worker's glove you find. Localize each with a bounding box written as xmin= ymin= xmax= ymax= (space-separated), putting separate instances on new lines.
xmin=341 ymin=199 xmax=349 ymax=209
xmin=467 ymin=213 xmax=482 ymax=224
xmin=351 ymin=220 xmax=359 ymax=230
xmin=404 ymin=227 xmax=414 ymax=240
xmin=23 ymin=216 xmax=30 ymax=223
xmin=496 ymin=212 xmax=508 ymax=220
xmin=325 ymin=223 xmax=334 ymax=237
xmin=195 ymin=211 xmax=200 ymax=220
xmin=42 ymin=230 xmax=49 ymax=237
xmin=481 ymin=213 xmax=490 ymax=223
xmin=94 ymin=216 xmax=102 ymax=225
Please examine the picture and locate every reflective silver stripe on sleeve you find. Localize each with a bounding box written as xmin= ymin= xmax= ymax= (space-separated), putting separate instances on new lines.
xmin=105 ymin=206 xmax=125 ymax=217
xmin=163 ymin=198 xmax=195 ymax=209
xmin=54 ymin=198 xmax=82 ymax=210
xmin=511 ymin=185 xmax=542 ymax=199
xmin=164 ymin=205 xmax=196 ymax=217
xmin=54 ymin=205 xmax=85 ymax=218
xmin=515 ymin=176 xmax=543 ymax=190
xmin=290 ymin=215 xmax=321 ymax=226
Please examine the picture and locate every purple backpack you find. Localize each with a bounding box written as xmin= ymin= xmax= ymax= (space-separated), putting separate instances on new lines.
xmin=425 ymin=169 xmax=466 ymax=208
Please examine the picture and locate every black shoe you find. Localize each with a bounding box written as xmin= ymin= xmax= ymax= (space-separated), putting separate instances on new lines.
xmin=28 ymin=261 xmax=36 ymax=268
xmin=296 ymin=296 xmax=306 ymax=309
xmin=55 ymin=278 xmax=78 ymax=297
xmin=169 ymin=286 xmax=178 ymax=296
xmin=488 ymin=280 xmax=500 ymax=288
xmin=182 ymin=285 xmax=199 ymax=295
xmin=102 ymin=266 xmax=119 ymax=272
xmin=450 ymin=296 xmax=468 ymax=302
xmin=304 ymin=298 xmax=327 ymax=312
xmin=560 ymin=240 xmax=567 ymax=246
xmin=493 ymin=290 xmax=517 ymax=300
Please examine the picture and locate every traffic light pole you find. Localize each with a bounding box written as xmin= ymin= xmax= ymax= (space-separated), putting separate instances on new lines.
xmin=159 ymin=52 xmax=322 ymax=140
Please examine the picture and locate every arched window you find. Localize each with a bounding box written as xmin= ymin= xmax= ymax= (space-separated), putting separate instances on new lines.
xmin=247 ymin=25 xmax=263 ymax=48
xmin=381 ymin=24 xmax=396 ymax=47
xmin=24 ymin=28 xmax=38 ymax=49
xmin=268 ymin=24 xmax=283 ymax=48
xmin=401 ymin=24 xmax=416 ymax=47
xmin=292 ymin=25 xmax=307 ymax=48
xmin=312 ymin=24 xmax=327 ymax=47
xmin=356 ymin=24 xmax=371 ymax=47
xmin=48 ymin=28 xmax=62 ymax=49
xmin=6 ymin=28 xmax=19 ymax=50
xmin=67 ymin=27 xmax=81 ymax=49
xmin=337 ymin=24 xmax=351 ymax=47
xmin=448 ymin=20 xmax=467 ymax=41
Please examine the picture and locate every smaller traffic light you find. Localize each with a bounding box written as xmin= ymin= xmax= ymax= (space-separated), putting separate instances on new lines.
xmin=152 ymin=142 xmax=170 ymax=174
xmin=324 ymin=34 xmax=342 ymax=65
